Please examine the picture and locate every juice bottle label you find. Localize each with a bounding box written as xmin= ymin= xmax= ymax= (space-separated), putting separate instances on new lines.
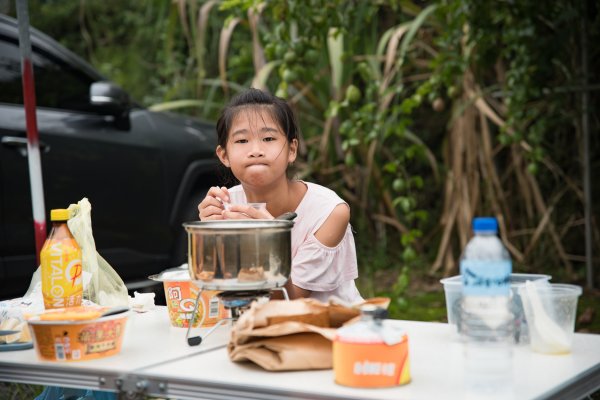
xmin=41 ymin=238 xmax=83 ymax=309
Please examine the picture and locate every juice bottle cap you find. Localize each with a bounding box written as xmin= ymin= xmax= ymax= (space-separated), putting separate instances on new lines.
xmin=50 ymin=209 xmax=70 ymax=221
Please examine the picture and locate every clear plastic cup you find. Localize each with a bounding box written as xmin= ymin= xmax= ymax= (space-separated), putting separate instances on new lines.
xmin=440 ymin=273 xmax=552 ymax=343
xmin=223 ymin=202 xmax=266 ymax=211
xmin=248 ymin=202 xmax=267 ymax=210
xmin=520 ymin=283 xmax=582 ymax=354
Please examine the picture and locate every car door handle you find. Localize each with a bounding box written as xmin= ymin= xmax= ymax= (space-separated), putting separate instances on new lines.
xmin=1 ymin=136 xmax=50 ymax=157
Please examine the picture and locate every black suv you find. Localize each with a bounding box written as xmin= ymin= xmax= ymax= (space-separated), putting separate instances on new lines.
xmin=0 ymin=14 xmax=219 ymax=299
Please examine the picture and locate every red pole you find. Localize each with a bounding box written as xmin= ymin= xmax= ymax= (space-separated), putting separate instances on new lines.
xmin=16 ymin=0 xmax=46 ymax=266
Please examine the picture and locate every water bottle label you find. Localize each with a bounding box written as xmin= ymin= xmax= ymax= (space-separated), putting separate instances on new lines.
xmin=460 ymin=260 xmax=511 ymax=296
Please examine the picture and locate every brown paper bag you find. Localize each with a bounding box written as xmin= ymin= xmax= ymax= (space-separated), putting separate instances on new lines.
xmin=228 ymin=298 xmax=388 ymax=371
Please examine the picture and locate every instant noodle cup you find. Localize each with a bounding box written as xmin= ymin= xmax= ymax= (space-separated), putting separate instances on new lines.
xmin=149 ymin=265 xmax=229 ymax=328
xmin=26 ymin=306 xmax=128 ymax=362
xmin=333 ymin=306 xmax=410 ymax=388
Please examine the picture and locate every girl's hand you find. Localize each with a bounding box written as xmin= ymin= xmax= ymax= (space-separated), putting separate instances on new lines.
xmin=222 ymin=203 xmax=273 ymax=220
xmin=198 ymin=186 xmax=230 ymax=220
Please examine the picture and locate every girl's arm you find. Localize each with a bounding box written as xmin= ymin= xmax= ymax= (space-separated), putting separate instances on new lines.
xmin=270 ymin=280 xmax=311 ymax=300
xmin=314 ymin=203 xmax=350 ymax=247
xmin=273 ymin=203 xmax=351 ymax=300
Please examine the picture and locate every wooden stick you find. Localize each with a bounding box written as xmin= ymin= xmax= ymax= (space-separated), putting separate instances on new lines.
xmin=526 ymin=169 xmax=574 ymax=276
xmin=430 ymin=198 xmax=459 ymax=274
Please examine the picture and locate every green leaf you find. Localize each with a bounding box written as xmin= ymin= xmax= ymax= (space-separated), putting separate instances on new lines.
xmin=394 ymin=269 xmax=410 ymax=293
xmin=344 ymin=152 xmax=356 ymax=167
xmin=383 ymin=162 xmax=397 ymax=173
xmin=345 ymin=84 xmax=361 ymax=103
xmin=411 ymin=176 xmax=424 ymax=189
xmin=397 ymin=4 xmax=438 ymax=68
xmin=393 ymin=178 xmax=406 ymax=192
xmin=327 ymin=27 xmax=344 ymax=96
xmin=402 ymin=246 xmax=416 ymax=262
xmin=326 ymin=101 xmax=340 ymax=118
xmin=251 ymin=60 xmax=282 ymax=90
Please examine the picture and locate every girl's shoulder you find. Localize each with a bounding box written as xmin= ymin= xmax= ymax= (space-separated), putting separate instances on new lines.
xmin=302 ymin=181 xmax=345 ymax=205
xmin=294 ymin=181 xmax=348 ymax=231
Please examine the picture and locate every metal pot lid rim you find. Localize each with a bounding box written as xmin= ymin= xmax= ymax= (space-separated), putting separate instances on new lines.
xmin=183 ymin=219 xmax=294 ymax=230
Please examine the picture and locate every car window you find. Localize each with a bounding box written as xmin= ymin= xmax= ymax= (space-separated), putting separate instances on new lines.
xmin=0 ymin=36 xmax=95 ymax=112
xmin=0 ymin=39 xmax=22 ymax=104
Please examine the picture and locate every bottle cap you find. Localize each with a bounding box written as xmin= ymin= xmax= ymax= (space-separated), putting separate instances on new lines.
xmin=50 ymin=209 xmax=70 ymax=221
xmin=360 ymin=304 xmax=389 ymax=321
xmin=472 ymin=217 xmax=498 ymax=233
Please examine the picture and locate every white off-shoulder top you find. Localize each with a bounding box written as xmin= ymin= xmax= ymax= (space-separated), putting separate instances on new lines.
xmin=227 ymin=181 xmax=363 ymax=303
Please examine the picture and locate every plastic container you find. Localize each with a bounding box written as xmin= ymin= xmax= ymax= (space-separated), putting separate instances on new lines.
xmin=41 ymin=209 xmax=83 ymax=309
xmin=520 ymin=283 xmax=582 ymax=354
xmin=441 ymin=273 xmax=551 ymax=342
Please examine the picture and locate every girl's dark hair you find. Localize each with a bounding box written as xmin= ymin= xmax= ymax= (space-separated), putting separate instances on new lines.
xmin=215 ymin=88 xmax=299 ymax=148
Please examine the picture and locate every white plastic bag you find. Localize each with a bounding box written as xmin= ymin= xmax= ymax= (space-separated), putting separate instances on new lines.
xmin=25 ymin=198 xmax=129 ymax=306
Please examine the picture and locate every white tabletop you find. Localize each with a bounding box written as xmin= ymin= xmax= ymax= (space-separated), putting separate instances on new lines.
xmin=140 ymin=320 xmax=600 ymax=400
xmin=0 ymin=307 xmax=599 ymax=399
xmin=0 ymin=307 xmax=229 ymax=391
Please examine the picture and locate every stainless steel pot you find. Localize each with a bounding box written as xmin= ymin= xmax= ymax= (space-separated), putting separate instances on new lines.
xmin=183 ymin=219 xmax=294 ymax=291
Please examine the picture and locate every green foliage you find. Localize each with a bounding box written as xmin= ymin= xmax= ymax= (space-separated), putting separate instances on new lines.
xmin=14 ymin=0 xmax=600 ymax=290
xmin=0 ymin=382 xmax=44 ymax=399
xmin=13 ymin=0 xmax=183 ymax=105
xmin=183 ymin=0 xmax=438 ymax=262
xmin=2 ymin=9 xmax=600 ymax=398
xmin=449 ymin=1 xmax=583 ymax=170
xmin=388 ymin=266 xmax=410 ymax=315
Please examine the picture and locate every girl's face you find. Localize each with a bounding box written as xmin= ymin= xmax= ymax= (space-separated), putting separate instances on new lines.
xmin=216 ymin=108 xmax=297 ymax=188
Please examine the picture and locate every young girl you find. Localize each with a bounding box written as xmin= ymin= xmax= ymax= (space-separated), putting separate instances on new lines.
xmin=198 ymin=88 xmax=362 ymax=303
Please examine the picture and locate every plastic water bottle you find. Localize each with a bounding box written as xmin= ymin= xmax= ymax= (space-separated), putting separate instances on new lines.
xmin=460 ymin=217 xmax=513 ymax=398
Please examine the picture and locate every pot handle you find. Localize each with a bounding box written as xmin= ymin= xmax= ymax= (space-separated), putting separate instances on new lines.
xmin=275 ymin=212 xmax=297 ymax=221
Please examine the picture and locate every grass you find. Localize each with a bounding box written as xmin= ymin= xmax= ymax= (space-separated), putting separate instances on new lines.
xmin=388 ymin=270 xmax=600 ymax=335
xmin=576 ymin=288 xmax=600 ymax=334
xmin=0 ymin=383 xmax=43 ymax=399
xmin=399 ymin=290 xmax=448 ymax=322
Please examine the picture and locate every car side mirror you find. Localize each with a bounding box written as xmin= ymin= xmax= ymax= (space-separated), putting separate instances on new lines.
xmin=90 ymin=81 xmax=131 ymax=130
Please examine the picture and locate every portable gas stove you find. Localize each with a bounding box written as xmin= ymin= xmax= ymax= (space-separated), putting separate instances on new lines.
xmin=186 ymin=287 xmax=289 ymax=346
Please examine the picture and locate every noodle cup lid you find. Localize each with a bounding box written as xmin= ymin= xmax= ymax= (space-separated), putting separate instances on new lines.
xmin=25 ymin=305 xmax=123 ymax=324
xmin=149 ymin=264 xmax=192 ymax=282
xmin=336 ymin=320 xmax=407 ymax=346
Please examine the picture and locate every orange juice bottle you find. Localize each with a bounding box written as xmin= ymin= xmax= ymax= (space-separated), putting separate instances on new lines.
xmin=41 ymin=209 xmax=83 ymax=309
